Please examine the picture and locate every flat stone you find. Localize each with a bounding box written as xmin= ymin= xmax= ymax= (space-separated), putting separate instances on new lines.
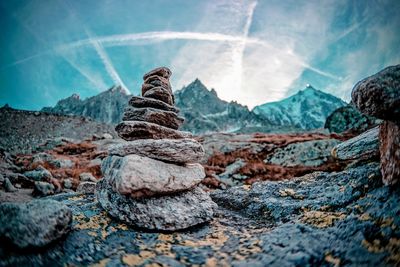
xmin=129 ymin=96 xmax=179 ymax=113
xmin=143 ymin=75 xmax=172 ymax=94
xmin=123 ymin=107 xmax=184 ymax=130
xmin=108 ymin=138 xmax=205 ymax=163
xmin=96 ymin=180 xmax=216 ymax=231
xmin=115 ymin=121 xmax=192 ymax=141
xmin=143 ymin=87 xmax=174 ymax=105
xmin=352 ymin=64 xmax=400 ymax=122
xmin=143 ymin=66 xmax=172 ymax=80
xmin=101 ymin=154 xmax=205 ymax=197
xmin=332 ymin=126 xmax=379 ymax=161
xmin=380 ymin=121 xmax=400 ymax=186
xmin=0 ymin=199 xmax=72 ymax=248
xmin=76 ymin=181 xmax=96 ymax=194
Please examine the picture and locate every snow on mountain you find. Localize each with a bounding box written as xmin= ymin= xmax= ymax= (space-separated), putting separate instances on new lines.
xmin=253 ymin=85 xmax=347 ymax=130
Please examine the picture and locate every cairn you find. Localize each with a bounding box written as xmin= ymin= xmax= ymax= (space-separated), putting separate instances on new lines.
xmin=96 ymin=67 xmax=217 ymax=231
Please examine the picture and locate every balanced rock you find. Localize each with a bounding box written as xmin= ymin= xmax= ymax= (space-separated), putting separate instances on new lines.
xmin=0 ymin=199 xmax=72 ymax=248
xmin=102 ymin=155 xmax=205 ymax=198
xmin=123 ymin=107 xmax=184 ymax=130
xmin=143 ymin=75 xmax=172 ymax=94
xmin=129 ymin=96 xmax=180 ymax=113
xmin=109 ymin=138 xmax=205 ymax=163
xmin=380 ymin=121 xmax=400 ymax=186
xmin=96 ymin=179 xmax=216 ymax=231
xmin=143 ymin=66 xmax=172 ymax=80
xmin=116 ymin=121 xmax=192 ymax=141
xmin=143 ymin=86 xmax=174 ymax=105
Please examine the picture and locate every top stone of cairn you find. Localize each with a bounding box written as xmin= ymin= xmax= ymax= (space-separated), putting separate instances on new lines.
xmin=143 ymin=67 xmax=172 ymax=81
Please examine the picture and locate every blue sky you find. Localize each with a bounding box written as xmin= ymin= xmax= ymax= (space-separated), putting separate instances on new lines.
xmin=0 ymin=0 xmax=399 ymax=110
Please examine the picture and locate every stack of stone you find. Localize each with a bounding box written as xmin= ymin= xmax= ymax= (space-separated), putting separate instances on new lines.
xmin=96 ymin=67 xmax=217 ymax=231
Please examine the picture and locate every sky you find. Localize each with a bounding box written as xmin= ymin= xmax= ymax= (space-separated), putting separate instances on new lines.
xmin=0 ymin=0 xmax=399 ymax=111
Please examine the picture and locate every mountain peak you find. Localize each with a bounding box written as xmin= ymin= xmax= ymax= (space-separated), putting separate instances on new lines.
xmin=108 ymin=85 xmax=130 ymax=95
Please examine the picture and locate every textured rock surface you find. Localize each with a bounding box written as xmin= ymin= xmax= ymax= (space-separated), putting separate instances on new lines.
xmin=380 ymin=121 xmax=400 ymax=186
xmin=352 ymin=64 xmax=400 ymax=121
xmin=109 ymin=138 xmax=204 ymax=163
xmin=76 ymin=181 xmax=96 ymax=194
xmin=265 ymin=139 xmax=339 ymax=167
xmin=33 ymin=181 xmax=55 ymax=196
xmin=143 ymin=66 xmax=172 ymax=80
xmin=128 ymin=96 xmax=180 ymax=113
xmin=143 ymin=87 xmax=174 ymax=105
xmin=0 ymin=199 xmax=72 ymax=248
xmin=116 ymin=121 xmax=192 ymax=141
xmin=332 ymin=126 xmax=379 ymax=161
xmin=123 ymin=107 xmax=184 ymax=130
xmin=24 ymin=166 xmax=53 ymax=181
xmin=102 ymin=155 xmax=205 ymax=197
xmin=143 ymin=76 xmax=172 ymax=94
xmin=96 ymin=179 xmax=216 ymax=230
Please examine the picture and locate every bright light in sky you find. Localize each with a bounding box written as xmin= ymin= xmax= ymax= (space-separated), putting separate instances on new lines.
xmin=0 ymin=0 xmax=399 ymax=110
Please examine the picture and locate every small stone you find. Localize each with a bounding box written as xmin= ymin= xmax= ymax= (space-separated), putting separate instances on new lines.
xmin=4 ymin=178 xmax=17 ymax=192
xmin=102 ymin=133 xmax=113 ymax=139
xmin=63 ymin=178 xmax=73 ymax=189
xmin=79 ymin=172 xmax=97 ymax=182
xmin=352 ymin=64 xmax=400 ymax=122
xmin=143 ymin=75 xmax=172 ymax=94
xmin=96 ymin=180 xmax=216 ymax=231
xmin=115 ymin=121 xmax=192 ymax=141
xmin=143 ymin=87 xmax=174 ymax=105
xmin=24 ymin=166 xmax=53 ymax=181
xmin=380 ymin=120 xmax=400 ymax=186
xmin=33 ymin=181 xmax=55 ymax=197
xmin=143 ymin=66 xmax=172 ymax=80
xmin=0 ymin=199 xmax=72 ymax=248
xmin=108 ymin=138 xmax=205 ymax=163
xmin=49 ymin=158 xmax=74 ymax=168
xmin=129 ymin=96 xmax=180 ymax=113
xmin=76 ymin=181 xmax=96 ymax=194
xmin=102 ymin=154 xmax=205 ymax=197
xmin=123 ymin=107 xmax=184 ymax=130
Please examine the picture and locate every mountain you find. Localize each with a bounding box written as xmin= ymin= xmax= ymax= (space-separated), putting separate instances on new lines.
xmin=175 ymin=79 xmax=276 ymax=134
xmin=253 ymin=85 xmax=347 ymax=130
xmin=42 ymin=86 xmax=131 ymax=124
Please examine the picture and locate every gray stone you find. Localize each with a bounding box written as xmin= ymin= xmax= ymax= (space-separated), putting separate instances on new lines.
xmin=4 ymin=178 xmax=17 ymax=192
xmin=332 ymin=126 xmax=379 ymax=160
xmin=24 ymin=166 xmax=53 ymax=181
xmin=116 ymin=121 xmax=192 ymax=141
xmin=96 ymin=179 xmax=216 ymax=231
xmin=49 ymin=158 xmax=74 ymax=168
xmin=33 ymin=181 xmax=55 ymax=197
xmin=219 ymin=159 xmax=246 ymax=178
xmin=380 ymin=120 xmax=400 ymax=186
xmin=79 ymin=172 xmax=97 ymax=182
xmin=101 ymin=155 xmax=205 ymax=198
xmin=123 ymin=107 xmax=184 ymax=130
xmin=265 ymin=139 xmax=339 ymax=167
xmin=128 ymin=96 xmax=180 ymax=113
xmin=102 ymin=133 xmax=113 ymax=139
xmin=108 ymin=138 xmax=205 ymax=163
xmin=63 ymin=178 xmax=73 ymax=189
xmin=0 ymin=199 xmax=72 ymax=248
xmin=76 ymin=181 xmax=96 ymax=194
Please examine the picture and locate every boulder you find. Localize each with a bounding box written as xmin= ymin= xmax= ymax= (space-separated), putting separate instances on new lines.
xmin=143 ymin=66 xmax=172 ymax=80
xmin=102 ymin=155 xmax=205 ymax=197
xmin=24 ymin=166 xmax=53 ymax=181
xmin=0 ymin=199 xmax=72 ymax=248
xmin=108 ymin=138 xmax=205 ymax=163
xmin=143 ymin=87 xmax=174 ymax=105
xmin=115 ymin=121 xmax=192 ymax=141
xmin=33 ymin=181 xmax=55 ymax=197
xmin=96 ymin=179 xmax=216 ymax=231
xmin=76 ymin=181 xmax=96 ymax=194
xmin=79 ymin=172 xmax=97 ymax=182
xmin=4 ymin=178 xmax=17 ymax=192
xmin=380 ymin=121 xmax=400 ymax=186
xmin=123 ymin=107 xmax=184 ymax=130
xmin=352 ymin=64 xmax=400 ymax=122
xmin=128 ymin=96 xmax=179 ymax=113
xmin=332 ymin=126 xmax=379 ymax=161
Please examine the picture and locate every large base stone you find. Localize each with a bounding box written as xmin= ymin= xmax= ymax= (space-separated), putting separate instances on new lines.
xmin=380 ymin=121 xmax=400 ymax=186
xmin=123 ymin=107 xmax=184 ymax=130
xmin=102 ymin=155 xmax=205 ymax=197
xmin=108 ymin=138 xmax=205 ymax=163
xmin=96 ymin=179 xmax=217 ymax=231
xmin=116 ymin=121 xmax=192 ymax=141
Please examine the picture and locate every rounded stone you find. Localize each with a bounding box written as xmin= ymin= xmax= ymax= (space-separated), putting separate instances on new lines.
xmin=143 ymin=67 xmax=172 ymax=80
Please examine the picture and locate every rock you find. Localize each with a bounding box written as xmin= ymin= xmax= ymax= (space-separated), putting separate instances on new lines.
xmin=102 ymin=155 xmax=205 ymax=197
xmin=115 ymin=121 xmax=192 ymax=141
xmin=102 ymin=133 xmax=113 ymax=139
xmin=332 ymin=126 xmax=379 ymax=161
xmin=143 ymin=75 xmax=172 ymax=94
xmin=265 ymin=139 xmax=339 ymax=167
xmin=24 ymin=165 xmax=53 ymax=181
xmin=79 ymin=172 xmax=97 ymax=182
xmin=143 ymin=87 xmax=174 ymax=105
xmin=4 ymin=178 xmax=17 ymax=192
xmin=143 ymin=66 xmax=172 ymax=80
xmin=128 ymin=96 xmax=180 ymax=113
xmin=352 ymin=64 xmax=400 ymax=122
xmin=33 ymin=181 xmax=55 ymax=196
xmin=0 ymin=199 xmax=72 ymax=248
xmin=96 ymin=179 xmax=216 ymax=231
xmin=380 ymin=121 xmax=400 ymax=186
xmin=123 ymin=107 xmax=184 ymax=130
xmin=108 ymin=138 xmax=204 ymax=163
xmin=325 ymin=105 xmax=379 ymax=134
xmin=32 ymin=152 xmax=54 ymax=164
xmin=219 ymin=159 xmax=246 ymax=179
xmin=63 ymin=178 xmax=73 ymax=189
xmin=49 ymin=158 xmax=74 ymax=168
xmin=76 ymin=181 xmax=96 ymax=194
